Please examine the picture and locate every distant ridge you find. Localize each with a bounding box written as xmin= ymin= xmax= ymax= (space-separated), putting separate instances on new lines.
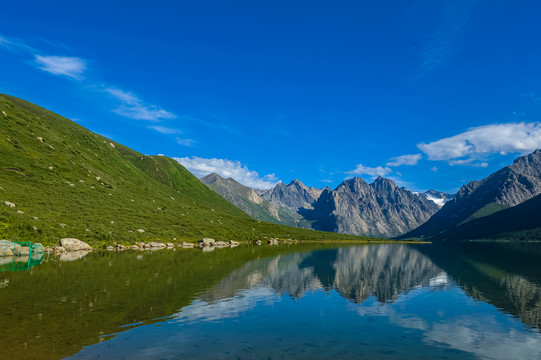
xmin=400 ymin=149 xmax=541 ymax=240
xmin=200 ymin=173 xmax=300 ymax=226
xmin=206 ymin=174 xmax=442 ymax=238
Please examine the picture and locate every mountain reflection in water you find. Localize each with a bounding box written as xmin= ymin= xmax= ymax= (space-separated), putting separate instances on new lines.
xmin=201 ymin=244 xmax=446 ymax=305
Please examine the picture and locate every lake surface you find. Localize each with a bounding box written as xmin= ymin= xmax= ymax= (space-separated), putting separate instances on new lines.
xmin=2 ymin=242 xmax=541 ymax=359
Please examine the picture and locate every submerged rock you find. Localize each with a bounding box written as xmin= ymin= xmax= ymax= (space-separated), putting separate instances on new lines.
xmin=59 ymin=251 xmax=90 ymax=262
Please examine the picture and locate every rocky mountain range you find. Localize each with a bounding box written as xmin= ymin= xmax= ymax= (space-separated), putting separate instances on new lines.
xmin=203 ymin=174 xmax=443 ymax=238
xmin=200 ymin=150 xmax=541 ymax=240
xmin=307 ymin=176 xmax=440 ymax=238
xmin=401 ymin=149 xmax=541 ymax=239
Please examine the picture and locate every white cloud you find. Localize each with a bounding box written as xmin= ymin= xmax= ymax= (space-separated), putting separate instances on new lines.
xmin=149 ymin=125 xmax=182 ymax=134
xmin=104 ymin=87 xmax=176 ymax=121
xmin=386 ymin=154 xmax=422 ymax=167
xmin=346 ymin=164 xmax=392 ymax=177
xmin=449 ymin=159 xmax=488 ymax=167
xmin=418 ymin=122 xmax=541 ymax=161
xmin=34 ymin=55 xmax=86 ymax=80
xmin=174 ymin=156 xmax=279 ymax=190
xmin=431 ymin=167 xmax=438 ymax=172
xmin=176 ymin=138 xmax=195 ymax=147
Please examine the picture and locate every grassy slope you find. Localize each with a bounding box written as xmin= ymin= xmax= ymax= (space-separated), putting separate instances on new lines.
xmin=0 ymin=94 xmax=373 ymax=245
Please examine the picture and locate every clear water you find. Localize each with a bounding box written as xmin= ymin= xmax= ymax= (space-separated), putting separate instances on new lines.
xmin=2 ymin=242 xmax=541 ymax=359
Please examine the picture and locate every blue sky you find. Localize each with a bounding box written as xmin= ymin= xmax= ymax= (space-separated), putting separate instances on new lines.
xmin=2 ymin=0 xmax=541 ymax=193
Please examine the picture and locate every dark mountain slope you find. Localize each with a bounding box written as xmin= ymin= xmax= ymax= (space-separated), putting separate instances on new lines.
xmin=430 ymin=193 xmax=541 ymax=240
xmin=401 ymin=150 xmax=541 ymax=239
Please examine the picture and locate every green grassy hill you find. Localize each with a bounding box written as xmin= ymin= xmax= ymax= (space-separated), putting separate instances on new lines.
xmin=0 ymin=94 xmax=371 ymax=245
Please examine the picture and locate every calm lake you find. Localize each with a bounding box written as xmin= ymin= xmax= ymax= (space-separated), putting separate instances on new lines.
xmin=2 ymin=242 xmax=541 ymax=359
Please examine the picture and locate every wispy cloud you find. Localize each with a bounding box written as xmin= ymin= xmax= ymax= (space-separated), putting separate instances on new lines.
xmin=421 ymin=0 xmax=478 ymax=72
xmin=449 ymin=159 xmax=488 ymax=167
xmin=0 ymin=34 xmax=37 ymax=53
xmin=34 ymin=55 xmax=86 ymax=80
xmin=176 ymin=137 xmax=195 ymax=147
xmin=175 ymin=157 xmax=279 ymax=190
xmin=0 ymin=34 xmax=177 ymax=124
xmin=417 ymin=122 xmax=541 ymax=163
xmin=104 ymin=87 xmax=177 ymax=121
xmin=346 ymin=164 xmax=392 ymax=177
xmin=148 ymin=125 xmax=183 ymax=134
xmin=522 ymin=91 xmax=541 ymax=104
xmin=386 ymin=154 xmax=422 ymax=167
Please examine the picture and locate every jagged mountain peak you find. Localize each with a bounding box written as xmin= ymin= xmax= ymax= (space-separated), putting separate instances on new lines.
xmin=262 ymin=179 xmax=322 ymax=211
xmin=370 ymin=176 xmax=399 ymax=190
xmin=512 ymin=148 xmax=541 ymax=165
xmin=288 ymin=179 xmax=306 ymax=187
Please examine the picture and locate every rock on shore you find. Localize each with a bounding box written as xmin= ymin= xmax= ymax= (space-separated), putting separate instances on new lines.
xmin=60 ymin=238 xmax=93 ymax=252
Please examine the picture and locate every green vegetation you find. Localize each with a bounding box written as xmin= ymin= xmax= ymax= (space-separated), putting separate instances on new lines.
xmin=459 ymin=202 xmax=508 ymax=225
xmin=0 ymin=94 xmax=375 ymax=245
